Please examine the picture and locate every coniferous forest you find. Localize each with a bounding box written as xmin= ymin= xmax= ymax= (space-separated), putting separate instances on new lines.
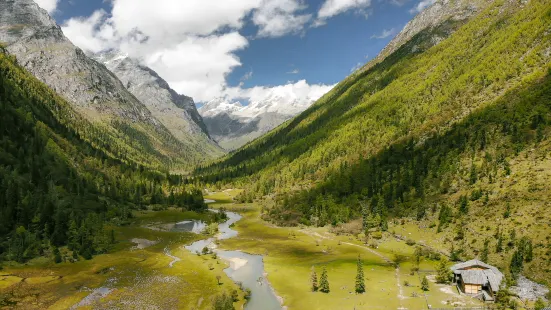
xmin=0 ymin=49 xmax=206 ymax=263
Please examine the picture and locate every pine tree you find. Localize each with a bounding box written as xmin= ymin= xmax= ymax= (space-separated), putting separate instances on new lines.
xmin=481 ymin=239 xmax=489 ymax=263
xmin=310 ymin=268 xmax=318 ymax=292
xmin=436 ymin=259 xmax=450 ymax=284
xmin=421 ymin=276 xmax=429 ymax=291
xmin=319 ymin=266 xmax=330 ymax=293
xmin=355 ymin=255 xmax=365 ymax=294
xmin=53 ymin=247 xmax=62 ymax=264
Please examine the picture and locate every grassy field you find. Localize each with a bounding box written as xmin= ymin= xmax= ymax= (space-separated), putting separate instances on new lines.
xmin=0 ymin=208 xmax=244 ymax=309
xmin=207 ymin=191 xmax=483 ymax=310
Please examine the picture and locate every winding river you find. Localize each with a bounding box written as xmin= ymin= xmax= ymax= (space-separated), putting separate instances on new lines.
xmin=185 ymin=208 xmax=282 ymax=310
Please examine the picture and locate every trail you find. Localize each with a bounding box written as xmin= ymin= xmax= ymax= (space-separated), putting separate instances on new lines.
xmin=299 ymin=229 xmax=406 ymax=309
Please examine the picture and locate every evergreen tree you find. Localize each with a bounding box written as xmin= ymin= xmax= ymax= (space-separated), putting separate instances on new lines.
xmin=355 ymin=255 xmax=365 ymax=294
xmin=510 ymin=249 xmax=524 ymax=277
xmin=53 ymin=247 xmax=62 ymax=264
xmin=458 ymin=195 xmax=469 ymax=214
xmin=436 ymin=259 xmax=450 ymax=284
xmin=481 ymin=239 xmax=489 ymax=263
xmin=310 ymin=268 xmax=318 ymax=292
xmin=524 ymin=239 xmax=533 ymax=262
xmin=421 ymin=276 xmax=429 ymax=291
xmin=319 ymin=266 xmax=330 ymax=293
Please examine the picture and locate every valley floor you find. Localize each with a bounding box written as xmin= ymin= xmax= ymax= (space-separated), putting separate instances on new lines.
xmin=0 ymin=190 xmax=546 ymax=309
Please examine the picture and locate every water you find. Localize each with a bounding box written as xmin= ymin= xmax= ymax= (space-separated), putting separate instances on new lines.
xmin=170 ymin=220 xmax=206 ymax=233
xmin=185 ymin=210 xmax=282 ymax=310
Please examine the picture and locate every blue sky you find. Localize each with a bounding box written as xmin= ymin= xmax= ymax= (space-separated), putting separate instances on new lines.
xmin=39 ymin=0 xmax=433 ymax=104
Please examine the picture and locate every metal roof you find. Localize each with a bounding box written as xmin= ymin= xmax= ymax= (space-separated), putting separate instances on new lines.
xmin=451 ymin=259 xmax=504 ymax=292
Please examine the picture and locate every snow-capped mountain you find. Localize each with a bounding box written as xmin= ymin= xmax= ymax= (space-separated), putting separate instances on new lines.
xmin=199 ymin=84 xmax=331 ymax=150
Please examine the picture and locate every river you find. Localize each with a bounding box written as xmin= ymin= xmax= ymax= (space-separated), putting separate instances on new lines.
xmin=185 ymin=208 xmax=282 ymax=310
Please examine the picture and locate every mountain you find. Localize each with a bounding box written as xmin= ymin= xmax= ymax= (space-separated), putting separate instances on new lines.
xmin=93 ymin=51 xmax=223 ymax=158
xmin=0 ymin=0 xmax=221 ymax=169
xmin=196 ymin=0 xmax=551 ymax=285
xmin=0 ymin=47 xmax=206 ymax=264
xmin=199 ymin=82 xmax=329 ymax=150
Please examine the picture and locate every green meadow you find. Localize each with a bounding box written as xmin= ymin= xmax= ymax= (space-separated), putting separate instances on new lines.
xmin=0 ymin=209 xmax=244 ymax=309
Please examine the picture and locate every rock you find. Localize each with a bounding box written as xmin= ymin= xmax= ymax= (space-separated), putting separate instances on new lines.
xmin=94 ymin=50 xmax=222 ymax=157
xmin=509 ymin=275 xmax=550 ymax=301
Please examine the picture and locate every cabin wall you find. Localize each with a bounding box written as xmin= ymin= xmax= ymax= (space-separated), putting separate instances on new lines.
xmin=465 ymin=284 xmax=482 ymax=294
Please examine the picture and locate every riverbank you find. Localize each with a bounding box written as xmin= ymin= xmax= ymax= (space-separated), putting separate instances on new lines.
xmin=0 ymin=208 xmax=245 ymax=309
xmin=184 ymin=208 xmax=282 ymax=310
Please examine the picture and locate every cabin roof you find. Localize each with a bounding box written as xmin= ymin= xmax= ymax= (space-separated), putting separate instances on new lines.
xmin=451 ymin=260 xmax=504 ymax=292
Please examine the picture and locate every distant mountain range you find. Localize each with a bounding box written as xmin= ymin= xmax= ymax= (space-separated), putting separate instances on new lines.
xmin=199 ymin=83 xmax=331 ymax=150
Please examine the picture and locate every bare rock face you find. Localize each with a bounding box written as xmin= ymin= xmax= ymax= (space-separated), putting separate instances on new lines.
xmin=0 ymin=0 xmax=155 ymax=123
xmin=94 ymin=51 xmax=223 ymax=157
xmin=0 ymin=0 xmax=223 ymax=164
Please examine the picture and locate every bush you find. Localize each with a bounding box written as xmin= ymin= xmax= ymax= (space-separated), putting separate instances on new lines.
xmin=406 ymin=239 xmax=416 ymax=246
xmin=372 ymin=231 xmax=383 ymax=239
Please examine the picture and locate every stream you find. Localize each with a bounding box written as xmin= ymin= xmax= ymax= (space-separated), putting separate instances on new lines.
xmin=185 ymin=208 xmax=282 ymax=310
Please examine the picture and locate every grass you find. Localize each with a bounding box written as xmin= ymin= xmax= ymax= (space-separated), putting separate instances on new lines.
xmin=205 ymin=191 xmax=481 ymax=310
xmin=0 ymin=209 xmax=244 ymax=309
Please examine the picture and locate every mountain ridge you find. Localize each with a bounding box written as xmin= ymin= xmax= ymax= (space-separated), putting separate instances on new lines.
xmin=0 ymin=0 xmax=222 ymax=168
xmin=199 ymin=82 xmax=332 ymax=150
xmin=94 ymin=50 xmax=224 ymax=158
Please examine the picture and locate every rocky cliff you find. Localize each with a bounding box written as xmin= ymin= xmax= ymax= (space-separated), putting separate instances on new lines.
xmin=94 ymin=51 xmax=223 ymax=158
xmin=0 ymin=0 xmax=223 ymax=167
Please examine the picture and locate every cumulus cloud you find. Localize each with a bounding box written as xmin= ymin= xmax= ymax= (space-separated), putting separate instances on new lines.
xmin=61 ymin=0 xmax=331 ymax=103
xmin=370 ymin=28 xmax=396 ymax=39
xmin=410 ymin=0 xmax=437 ymax=14
xmin=34 ymin=0 xmax=59 ymax=14
xmin=316 ymin=0 xmax=372 ymax=23
xmin=221 ymin=80 xmax=335 ymax=117
xmin=253 ymin=0 xmax=312 ymax=38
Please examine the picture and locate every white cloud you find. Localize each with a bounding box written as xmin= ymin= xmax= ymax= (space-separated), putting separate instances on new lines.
xmin=34 ymin=0 xmax=59 ymax=14
xmin=61 ymin=10 xmax=116 ymax=53
xmin=370 ymin=28 xmax=396 ymax=39
xmin=144 ymin=33 xmax=249 ymax=102
xmin=241 ymin=71 xmax=254 ymax=81
xmin=253 ymin=0 xmax=312 ymax=38
xmin=60 ymin=0 xmax=331 ymax=103
xmin=221 ymin=80 xmax=335 ymax=117
xmin=410 ymin=0 xmax=437 ymax=14
xmin=287 ymin=69 xmax=300 ymax=74
xmin=317 ymin=0 xmax=372 ymax=21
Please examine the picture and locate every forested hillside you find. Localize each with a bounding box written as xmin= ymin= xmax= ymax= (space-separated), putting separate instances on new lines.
xmin=195 ymin=0 xmax=551 ymax=285
xmin=0 ymin=49 xmax=205 ymax=264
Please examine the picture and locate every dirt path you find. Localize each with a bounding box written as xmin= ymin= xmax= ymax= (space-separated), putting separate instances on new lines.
xmin=299 ymin=229 xmax=406 ymax=309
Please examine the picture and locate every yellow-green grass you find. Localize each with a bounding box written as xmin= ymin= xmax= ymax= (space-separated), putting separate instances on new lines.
xmin=0 ymin=209 xmax=244 ymax=309
xmin=209 ymin=201 xmax=478 ymax=310
xmin=204 ymin=190 xmax=239 ymax=204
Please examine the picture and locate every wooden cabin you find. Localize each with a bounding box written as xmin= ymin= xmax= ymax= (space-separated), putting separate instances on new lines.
xmin=450 ymin=259 xmax=504 ymax=302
